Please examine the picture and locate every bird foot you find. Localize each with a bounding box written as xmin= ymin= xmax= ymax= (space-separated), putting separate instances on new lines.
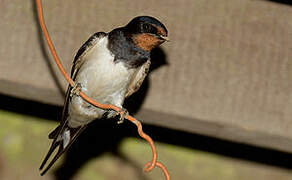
xmin=70 ymin=83 xmax=82 ymax=97
xmin=117 ymin=108 xmax=129 ymax=124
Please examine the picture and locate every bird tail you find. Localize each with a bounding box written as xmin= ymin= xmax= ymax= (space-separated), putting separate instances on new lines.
xmin=39 ymin=122 xmax=86 ymax=176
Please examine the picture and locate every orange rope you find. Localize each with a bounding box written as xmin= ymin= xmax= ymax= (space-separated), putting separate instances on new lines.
xmin=36 ymin=0 xmax=171 ymax=179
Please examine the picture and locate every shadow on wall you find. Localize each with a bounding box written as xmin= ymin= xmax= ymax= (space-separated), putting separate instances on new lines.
xmin=266 ymin=0 xmax=292 ymax=6
xmin=2 ymin=93 xmax=292 ymax=179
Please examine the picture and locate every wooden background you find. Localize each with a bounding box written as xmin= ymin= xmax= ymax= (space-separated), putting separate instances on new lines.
xmin=0 ymin=0 xmax=292 ymax=153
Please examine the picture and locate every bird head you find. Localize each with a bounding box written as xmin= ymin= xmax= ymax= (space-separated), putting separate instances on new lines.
xmin=125 ymin=16 xmax=169 ymax=51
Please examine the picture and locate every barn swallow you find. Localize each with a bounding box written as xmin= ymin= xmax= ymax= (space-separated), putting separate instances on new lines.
xmin=39 ymin=16 xmax=168 ymax=175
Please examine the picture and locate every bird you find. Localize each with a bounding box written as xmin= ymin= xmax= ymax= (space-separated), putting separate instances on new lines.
xmin=39 ymin=16 xmax=168 ymax=175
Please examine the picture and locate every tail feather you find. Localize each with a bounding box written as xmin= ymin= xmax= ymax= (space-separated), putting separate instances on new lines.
xmin=39 ymin=139 xmax=61 ymax=171
xmin=48 ymin=125 xmax=61 ymax=139
xmin=39 ymin=124 xmax=86 ymax=176
xmin=39 ymin=140 xmax=63 ymax=176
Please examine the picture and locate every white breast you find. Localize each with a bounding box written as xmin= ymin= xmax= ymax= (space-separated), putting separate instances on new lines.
xmin=77 ymin=37 xmax=133 ymax=97
xmin=68 ymin=36 xmax=135 ymax=127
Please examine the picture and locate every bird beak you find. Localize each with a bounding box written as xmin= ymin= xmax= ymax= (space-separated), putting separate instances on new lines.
xmin=159 ymin=35 xmax=170 ymax=42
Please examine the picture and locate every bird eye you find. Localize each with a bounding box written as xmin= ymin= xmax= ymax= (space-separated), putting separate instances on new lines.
xmin=143 ymin=24 xmax=150 ymax=31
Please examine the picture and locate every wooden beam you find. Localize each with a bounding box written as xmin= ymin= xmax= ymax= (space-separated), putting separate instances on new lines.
xmin=1 ymin=0 xmax=292 ymax=153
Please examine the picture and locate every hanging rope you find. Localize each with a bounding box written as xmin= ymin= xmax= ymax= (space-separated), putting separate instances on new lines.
xmin=35 ymin=0 xmax=171 ymax=179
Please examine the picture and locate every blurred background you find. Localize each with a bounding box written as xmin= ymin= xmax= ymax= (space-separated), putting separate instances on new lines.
xmin=0 ymin=0 xmax=292 ymax=179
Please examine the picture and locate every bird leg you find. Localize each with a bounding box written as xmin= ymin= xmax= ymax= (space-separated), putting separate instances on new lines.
xmin=117 ymin=108 xmax=129 ymax=124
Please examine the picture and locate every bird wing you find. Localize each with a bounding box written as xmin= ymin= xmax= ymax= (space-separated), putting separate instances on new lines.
xmin=125 ymin=59 xmax=151 ymax=98
xmin=71 ymin=32 xmax=107 ymax=79
xmin=39 ymin=32 xmax=107 ymax=175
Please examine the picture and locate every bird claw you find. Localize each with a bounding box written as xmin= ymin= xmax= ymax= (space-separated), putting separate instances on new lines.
xmin=117 ymin=108 xmax=129 ymax=124
xmin=70 ymin=83 xmax=82 ymax=97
